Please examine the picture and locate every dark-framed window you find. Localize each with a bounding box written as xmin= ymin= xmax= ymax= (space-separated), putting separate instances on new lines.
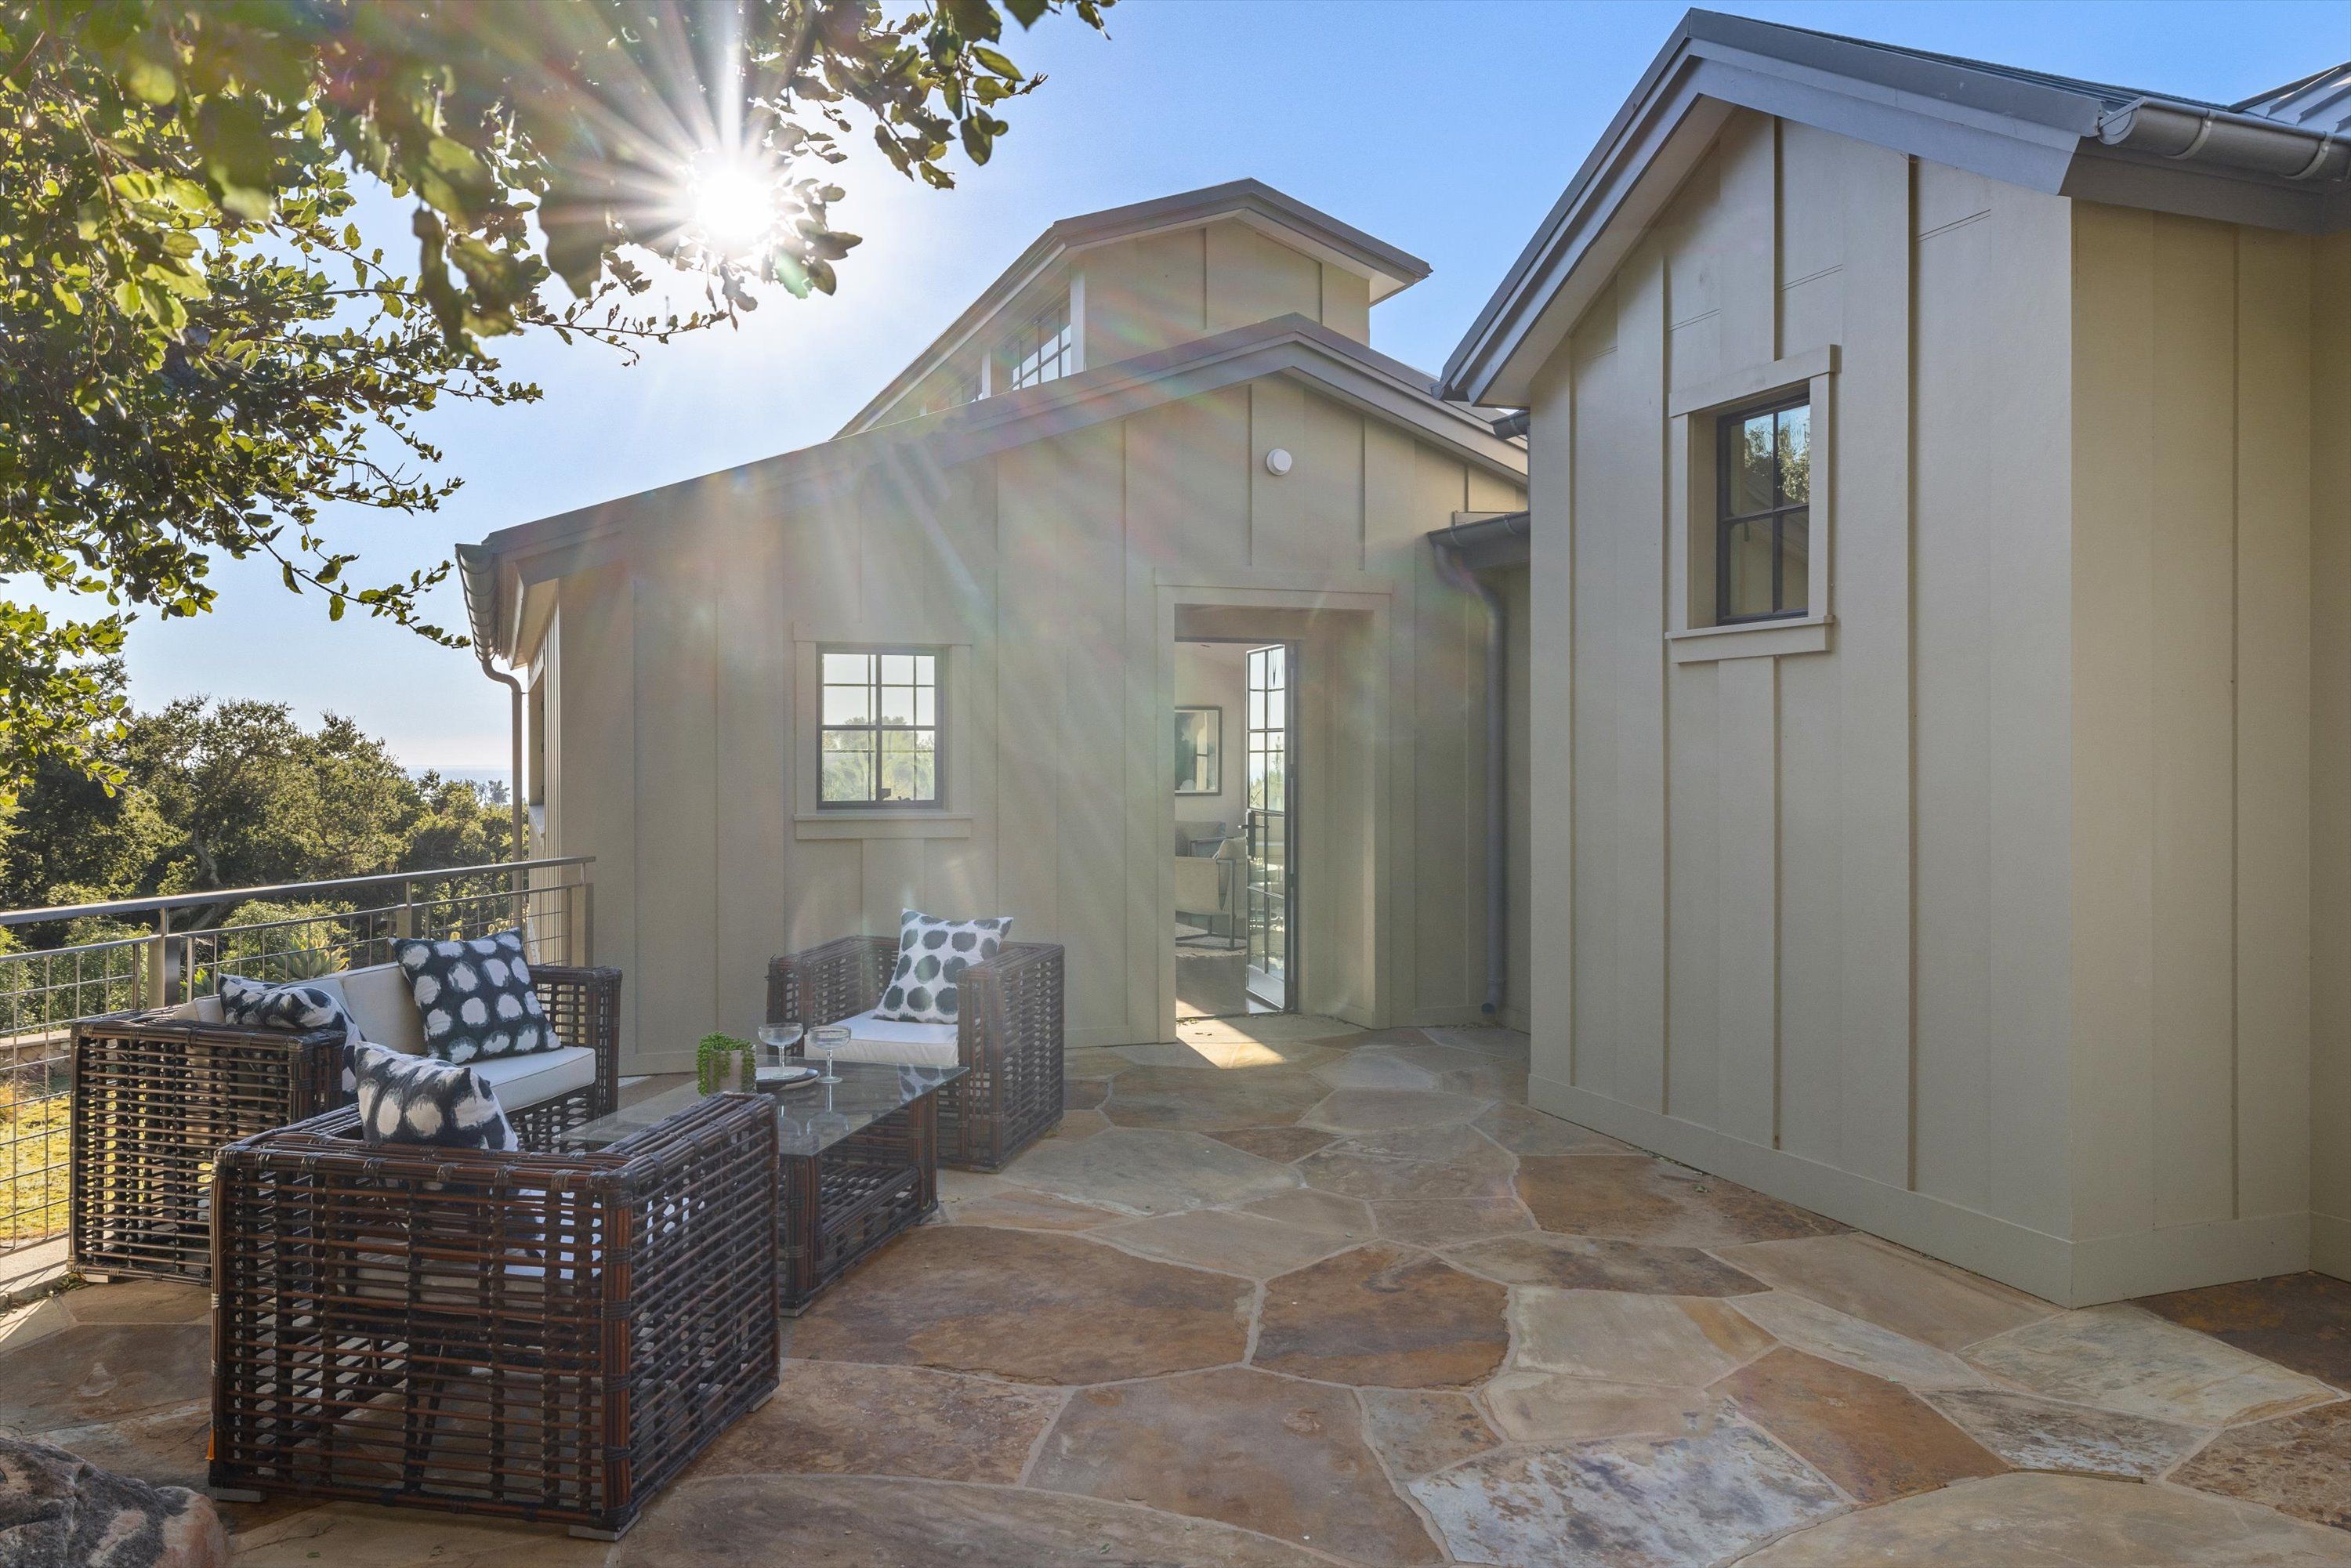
xmin=819 ymin=650 xmax=940 ymax=807
xmin=1005 ymin=294 xmax=1073 ymax=389
xmin=1715 ymin=395 xmax=1811 ymax=624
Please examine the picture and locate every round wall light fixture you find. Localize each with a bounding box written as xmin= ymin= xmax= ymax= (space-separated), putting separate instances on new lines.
xmin=1265 ymin=447 xmax=1295 ymax=476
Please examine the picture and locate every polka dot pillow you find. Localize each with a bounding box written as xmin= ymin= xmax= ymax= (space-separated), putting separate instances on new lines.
xmin=392 ymin=929 xmax=558 ymax=1064
xmin=875 ymin=910 xmax=1012 ymax=1025
xmin=353 ymin=1043 xmax=518 ymax=1152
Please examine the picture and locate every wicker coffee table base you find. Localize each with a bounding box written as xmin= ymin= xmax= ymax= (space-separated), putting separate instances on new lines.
xmin=780 ymin=1091 xmax=940 ymax=1314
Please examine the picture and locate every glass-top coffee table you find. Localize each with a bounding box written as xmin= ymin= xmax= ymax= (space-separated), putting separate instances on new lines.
xmin=564 ymin=1061 xmax=966 ymax=1313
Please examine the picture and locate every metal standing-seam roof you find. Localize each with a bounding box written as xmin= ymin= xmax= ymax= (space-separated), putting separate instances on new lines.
xmin=2234 ymin=60 xmax=2351 ymax=133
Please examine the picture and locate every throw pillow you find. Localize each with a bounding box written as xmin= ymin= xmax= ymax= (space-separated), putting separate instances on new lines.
xmin=875 ymin=909 xmax=1012 ymax=1025
xmin=219 ymin=975 xmax=365 ymax=1094
xmin=391 ymin=929 xmax=557 ymax=1064
xmin=353 ymin=1042 xmax=518 ymax=1152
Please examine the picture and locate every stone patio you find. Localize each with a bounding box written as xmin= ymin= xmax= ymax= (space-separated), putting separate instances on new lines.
xmin=8 ymin=1015 xmax=2351 ymax=1565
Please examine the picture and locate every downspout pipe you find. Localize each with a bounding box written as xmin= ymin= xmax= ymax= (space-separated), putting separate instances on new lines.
xmin=482 ymin=665 xmax=526 ymax=862
xmin=1430 ymin=520 xmax=1511 ymax=1019
xmin=452 ymin=542 xmax=528 ymax=864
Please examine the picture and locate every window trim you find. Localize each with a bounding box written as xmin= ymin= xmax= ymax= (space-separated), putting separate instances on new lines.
xmin=1004 ymin=292 xmax=1074 ymax=390
xmin=1713 ymin=392 xmax=1812 ymax=627
xmin=1665 ymin=346 xmax=1837 ymax=664
xmin=815 ymin=646 xmax=945 ymax=811
xmin=792 ymin=637 xmax=973 ymax=838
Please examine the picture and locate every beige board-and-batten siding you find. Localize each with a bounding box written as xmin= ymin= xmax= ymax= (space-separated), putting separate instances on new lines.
xmin=1523 ymin=107 xmax=2347 ymax=1305
xmin=533 ymin=379 xmax=1524 ymax=1073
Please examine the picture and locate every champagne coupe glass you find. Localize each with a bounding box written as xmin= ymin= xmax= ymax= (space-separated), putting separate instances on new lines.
xmin=810 ymin=1077 xmax=853 ymax=1146
xmin=755 ymin=1020 xmax=804 ymax=1085
xmin=809 ymin=1023 xmax=849 ymax=1085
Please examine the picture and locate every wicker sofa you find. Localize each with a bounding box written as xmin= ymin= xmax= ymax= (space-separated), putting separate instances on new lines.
xmin=766 ymin=936 xmax=1063 ymax=1171
xmin=210 ymin=1091 xmax=778 ymax=1539
xmin=71 ymin=959 xmax=620 ymax=1282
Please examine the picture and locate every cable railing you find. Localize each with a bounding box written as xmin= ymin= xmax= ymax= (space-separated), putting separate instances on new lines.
xmin=0 ymin=856 xmax=593 ymax=1255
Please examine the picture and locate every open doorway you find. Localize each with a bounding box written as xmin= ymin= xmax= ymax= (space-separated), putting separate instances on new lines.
xmin=1172 ymin=638 xmax=1296 ymax=1018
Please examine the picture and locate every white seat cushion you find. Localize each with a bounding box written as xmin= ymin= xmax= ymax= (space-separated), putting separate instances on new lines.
xmin=826 ymin=1009 xmax=961 ymax=1069
xmin=470 ymin=1045 xmax=596 ymax=1110
xmin=164 ymin=995 xmax=226 ymax=1025
xmin=321 ymin=963 xmax=429 ymax=1056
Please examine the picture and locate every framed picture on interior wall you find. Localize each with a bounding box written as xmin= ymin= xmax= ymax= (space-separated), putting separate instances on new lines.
xmin=1176 ymin=706 xmax=1222 ymax=796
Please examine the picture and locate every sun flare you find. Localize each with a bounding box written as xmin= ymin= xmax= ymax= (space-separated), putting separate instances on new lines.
xmin=687 ymin=154 xmax=777 ymax=254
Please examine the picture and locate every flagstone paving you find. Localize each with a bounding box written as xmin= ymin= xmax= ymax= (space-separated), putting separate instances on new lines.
xmin=1255 ymin=1244 xmax=1510 ymax=1388
xmin=1963 ymin=1304 xmax=2339 ymax=1427
xmin=14 ymin=1015 xmax=2351 ymax=1565
xmin=1717 ymin=1348 xmax=2007 ymax=1502
xmin=1918 ymin=1387 xmax=2205 ymax=1479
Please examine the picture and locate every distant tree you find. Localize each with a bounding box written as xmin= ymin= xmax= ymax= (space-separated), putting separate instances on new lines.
xmin=402 ymin=771 xmax=517 ymax=873
xmin=0 ymin=0 xmax=1112 ymax=799
xmin=0 ymin=697 xmax=516 ymax=934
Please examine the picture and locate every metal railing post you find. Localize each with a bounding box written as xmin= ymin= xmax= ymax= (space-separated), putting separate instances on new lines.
xmin=394 ymin=878 xmax=415 ymax=942
xmin=142 ymin=919 xmax=165 ymax=1012
xmin=154 ymin=907 xmax=180 ymax=1008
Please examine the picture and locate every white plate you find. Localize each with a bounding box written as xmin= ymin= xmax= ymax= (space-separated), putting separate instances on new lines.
xmin=755 ymin=1063 xmax=820 ymax=1087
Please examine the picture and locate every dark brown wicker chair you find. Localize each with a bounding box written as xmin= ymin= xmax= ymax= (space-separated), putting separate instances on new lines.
xmin=210 ymin=1091 xmax=779 ymax=1540
xmin=71 ymin=965 xmax=621 ymax=1283
xmin=766 ymin=937 xmax=1063 ymax=1171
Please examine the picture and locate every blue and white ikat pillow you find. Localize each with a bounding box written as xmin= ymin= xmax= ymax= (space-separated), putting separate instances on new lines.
xmin=353 ymin=1042 xmax=519 ymax=1151
xmin=218 ymin=974 xmax=366 ymax=1092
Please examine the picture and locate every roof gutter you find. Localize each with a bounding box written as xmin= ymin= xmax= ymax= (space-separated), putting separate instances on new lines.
xmin=2095 ymin=98 xmax=2351 ymax=183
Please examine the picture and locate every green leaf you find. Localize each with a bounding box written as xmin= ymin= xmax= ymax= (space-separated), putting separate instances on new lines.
xmin=122 ymin=44 xmax=179 ymax=106
xmin=195 ymin=97 xmax=279 ymax=221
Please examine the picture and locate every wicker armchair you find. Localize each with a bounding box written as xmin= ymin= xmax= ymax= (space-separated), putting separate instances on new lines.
xmin=210 ymin=1092 xmax=779 ymax=1540
xmin=766 ymin=937 xmax=1063 ymax=1171
xmin=71 ymin=964 xmax=621 ymax=1283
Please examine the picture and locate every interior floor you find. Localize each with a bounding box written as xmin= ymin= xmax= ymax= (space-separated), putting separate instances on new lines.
xmin=1174 ymin=936 xmax=1278 ymax=1019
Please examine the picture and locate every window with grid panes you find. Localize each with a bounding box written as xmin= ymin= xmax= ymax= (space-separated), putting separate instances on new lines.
xmin=1005 ymin=294 xmax=1073 ymax=389
xmin=1715 ymin=397 xmax=1810 ymax=624
xmin=818 ymin=650 xmax=941 ymax=806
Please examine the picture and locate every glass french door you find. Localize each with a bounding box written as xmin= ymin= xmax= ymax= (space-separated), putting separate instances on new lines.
xmin=1244 ymin=643 xmax=1293 ymax=1010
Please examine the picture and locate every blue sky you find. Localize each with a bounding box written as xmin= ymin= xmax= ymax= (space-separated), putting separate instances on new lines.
xmin=110 ymin=0 xmax=2349 ymax=771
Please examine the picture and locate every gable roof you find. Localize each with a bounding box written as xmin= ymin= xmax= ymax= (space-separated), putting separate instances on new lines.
xmin=460 ymin=313 xmax=1520 ymax=661
xmin=839 ymin=179 xmax=1433 ymax=436
xmin=1442 ymin=9 xmax=2351 ymax=406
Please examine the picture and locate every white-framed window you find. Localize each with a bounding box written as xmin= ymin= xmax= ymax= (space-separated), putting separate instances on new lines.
xmin=818 ymin=649 xmax=941 ymax=807
xmin=1005 ymin=294 xmax=1073 ymax=389
xmin=922 ymin=368 xmax=981 ymax=416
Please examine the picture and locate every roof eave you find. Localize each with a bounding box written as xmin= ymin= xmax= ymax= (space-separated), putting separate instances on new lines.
xmin=473 ymin=314 xmax=1522 ymax=571
xmin=1442 ymin=8 xmax=2351 ymax=405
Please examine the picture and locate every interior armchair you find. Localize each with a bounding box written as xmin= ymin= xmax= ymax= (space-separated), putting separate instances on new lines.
xmin=765 ymin=936 xmax=1065 ymax=1171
